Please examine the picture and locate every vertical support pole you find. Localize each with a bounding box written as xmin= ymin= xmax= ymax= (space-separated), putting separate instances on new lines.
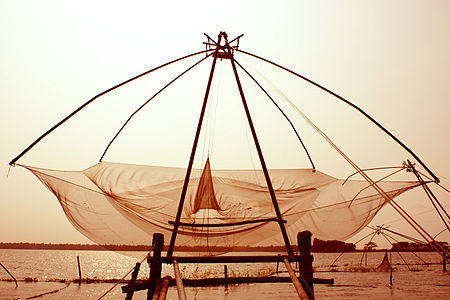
xmin=297 ymin=231 xmax=314 ymax=299
xmin=227 ymin=43 xmax=294 ymax=258
xmin=167 ymin=34 xmax=223 ymax=258
xmin=224 ymin=265 xmax=228 ymax=288
xmin=443 ymin=256 xmax=447 ymax=272
xmin=77 ymin=256 xmax=82 ymax=285
xmin=389 ymin=250 xmax=393 ymax=286
xmin=126 ymin=262 xmax=141 ymax=300
xmin=148 ymin=233 xmax=164 ymax=300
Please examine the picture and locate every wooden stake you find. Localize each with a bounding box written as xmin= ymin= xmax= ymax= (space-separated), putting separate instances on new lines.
xmin=443 ymin=256 xmax=447 ymax=272
xmin=224 ymin=265 xmax=228 ymax=288
xmin=297 ymin=231 xmax=314 ymax=299
xmin=126 ymin=262 xmax=141 ymax=300
xmin=148 ymin=233 xmax=164 ymax=300
xmin=77 ymin=256 xmax=82 ymax=285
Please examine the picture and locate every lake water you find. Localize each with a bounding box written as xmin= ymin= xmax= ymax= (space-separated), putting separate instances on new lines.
xmin=0 ymin=249 xmax=448 ymax=299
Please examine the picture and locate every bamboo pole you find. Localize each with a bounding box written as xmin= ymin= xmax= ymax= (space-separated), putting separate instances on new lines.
xmin=159 ymin=276 xmax=171 ymax=300
xmin=173 ymin=259 xmax=187 ymax=300
xmin=0 ymin=261 xmax=18 ymax=287
xmin=283 ymin=257 xmax=310 ymax=300
xmin=151 ymin=280 xmax=163 ymax=300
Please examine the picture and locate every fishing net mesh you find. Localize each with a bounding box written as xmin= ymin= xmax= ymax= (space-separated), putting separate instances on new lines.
xmin=20 ymin=161 xmax=419 ymax=255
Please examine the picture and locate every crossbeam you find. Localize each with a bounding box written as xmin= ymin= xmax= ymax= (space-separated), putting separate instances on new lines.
xmin=168 ymin=217 xmax=285 ymax=228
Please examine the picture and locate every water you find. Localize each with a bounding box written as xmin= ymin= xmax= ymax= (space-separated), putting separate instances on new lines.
xmin=0 ymin=249 xmax=448 ymax=299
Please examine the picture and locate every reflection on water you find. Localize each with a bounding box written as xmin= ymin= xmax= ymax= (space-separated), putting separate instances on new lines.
xmin=0 ymin=249 xmax=448 ymax=299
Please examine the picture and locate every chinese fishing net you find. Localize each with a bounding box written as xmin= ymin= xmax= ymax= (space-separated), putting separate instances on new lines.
xmin=11 ymin=36 xmax=428 ymax=256
xmin=19 ymin=161 xmax=419 ymax=254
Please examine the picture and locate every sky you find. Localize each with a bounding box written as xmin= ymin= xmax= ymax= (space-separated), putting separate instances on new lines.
xmin=0 ymin=0 xmax=449 ymax=248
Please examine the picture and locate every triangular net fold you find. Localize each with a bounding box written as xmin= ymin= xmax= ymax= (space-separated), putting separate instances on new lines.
xmin=21 ymin=162 xmax=419 ymax=255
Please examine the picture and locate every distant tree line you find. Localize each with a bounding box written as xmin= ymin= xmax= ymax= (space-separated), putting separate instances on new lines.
xmin=0 ymin=242 xmax=151 ymax=251
xmin=0 ymin=240 xmax=356 ymax=252
xmin=391 ymin=241 xmax=449 ymax=252
xmin=1 ymin=240 xmax=446 ymax=252
xmin=311 ymin=238 xmax=356 ymax=252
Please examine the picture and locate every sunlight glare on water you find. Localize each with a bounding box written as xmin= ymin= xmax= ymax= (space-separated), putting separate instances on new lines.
xmin=0 ymin=249 xmax=449 ymax=299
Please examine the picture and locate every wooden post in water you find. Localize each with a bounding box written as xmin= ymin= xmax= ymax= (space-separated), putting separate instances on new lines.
xmin=148 ymin=233 xmax=164 ymax=300
xmin=297 ymin=231 xmax=314 ymax=299
xmin=224 ymin=265 xmax=228 ymax=288
xmin=443 ymin=256 xmax=447 ymax=272
xmin=77 ymin=256 xmax=82 ymax=285
xmin=126 ymin=262 xmax=141 ymax=300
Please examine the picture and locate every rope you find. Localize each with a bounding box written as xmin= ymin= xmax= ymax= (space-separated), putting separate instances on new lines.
xmin=411 ymin=164 xmax=450 ymax=231
xmin=328 ymin=231 xmax=374 ymax=270
xmin=99 ymin=52 xmax=213 ymax=161
xmin=234 ymin=58 xmax=316 ymax=170
xmin=260 ymin=78 xmax=447 ymax=258
xmin=236 ymin=49 xmax=440 ymax=184
xmin=381 ymin=231 xmax=428 ymax=264
xmin=380 ymin=232 xmax=411 ymax=271
xmin=97 ymin=252 xmax=150 ymax=300
xmin=27 ymin=282 xmax=71 ymax=299
xmin=9 ymin=49 xmax=210 ymax=166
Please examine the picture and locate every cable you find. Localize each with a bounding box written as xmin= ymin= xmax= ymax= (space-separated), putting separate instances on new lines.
xmin=9 ymin=49 xmax=210 ymax=166
xmin=236 ymin=49 xmax=440 ymax=184
xmin=234 ymin=58 xmax=316 ymax=170
xmin=100 ymin=52 xmax=213 ymax=161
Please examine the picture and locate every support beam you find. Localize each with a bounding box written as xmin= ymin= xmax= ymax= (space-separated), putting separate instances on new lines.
xmin=227 ymin=39 xmax=294 ymax=258
xmin=297 ymin=231 xmax=314 ymax=299
xmin=126 ymin=262 xmax=141 ymax=300
xmin=173 ymin=259 xmax=187 ymax=300
xmin=148 ymin=233 xmax=164 ymax=299
xmin=167 ymin=34 xmax=223 ymax=258
xmin=283 ymin=257 xmax=310 ymax=300
xmin=161 ymin=255 xmax=301 ymax=264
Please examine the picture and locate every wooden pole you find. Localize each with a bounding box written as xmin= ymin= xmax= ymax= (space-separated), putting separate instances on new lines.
xmin=224 ymin=265 xmax=228 ymax=288
xmin=126 ymin=262 xmax=141 ymax=300
xmin=297 ymin=231 xmax=314 ymax=299
xmin=173 ymin=259 xmax=187 ymax=300
xmin=227 ymin=39 xmax=294 ymax=258
xmin=151 ymin=279 xmax=163 ymax=300
xmin=148 ymin=233 xmax=164 ymax=300
xmin=0 ymin=261 xmax=18 ymax=287
xmin=443 ymin=256 xmax=447 ymax=272
xmin=158 ymin=276 xmax=171 ymax=300
xmin=283 ymin=257 xmax=310 ymax=300
xmin=167 ymin=34 xmax=222 ymax=258
xmin=77 ymin=256 xmax=82 ymax=285
xmin=389 ymin=250 xmax=393 ymax=286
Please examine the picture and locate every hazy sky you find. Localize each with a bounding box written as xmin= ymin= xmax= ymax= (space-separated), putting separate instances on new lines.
xmin=1 ymin=0 xmax=449 ymax=248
